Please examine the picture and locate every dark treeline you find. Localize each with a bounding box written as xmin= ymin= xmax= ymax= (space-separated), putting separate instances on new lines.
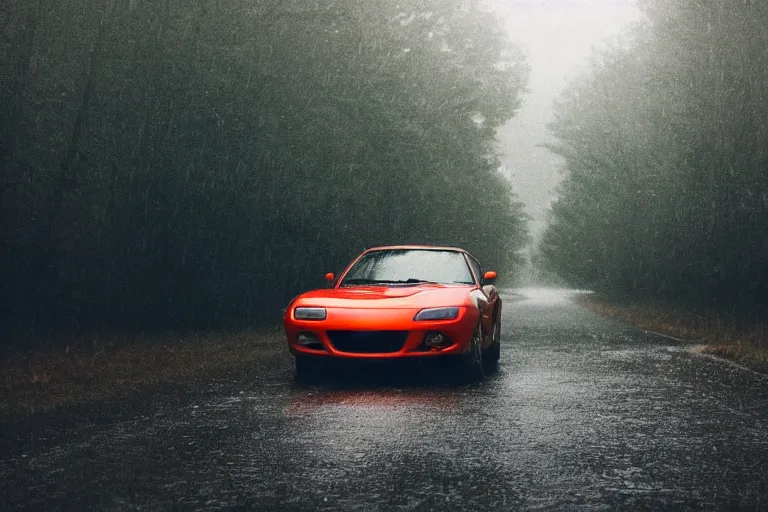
xmin=541 ymin=0 xmax=768 ymax=312
xmin=0 ymin=0 xmax=529 ymax=337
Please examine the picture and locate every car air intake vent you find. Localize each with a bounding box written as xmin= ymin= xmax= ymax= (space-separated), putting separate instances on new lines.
xmin=327 ymin=331 xmax=408 ymax=354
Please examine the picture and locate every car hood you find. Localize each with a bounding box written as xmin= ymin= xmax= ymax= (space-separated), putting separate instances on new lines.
xmin=293 ymin=284 xmax=476 ymax=309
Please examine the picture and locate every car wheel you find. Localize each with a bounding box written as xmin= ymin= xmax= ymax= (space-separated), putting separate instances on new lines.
xmin=294 ymin=355 xmax=317 ymax=382
xmin=460 ymin=324 xmax=485 ymax=383
xmin=483 ymin=310 xmax=501 ymax=368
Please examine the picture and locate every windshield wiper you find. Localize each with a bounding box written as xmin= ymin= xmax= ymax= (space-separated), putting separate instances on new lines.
xmin=379 ymin=278 xmax=439 ymax=285
xmin=341 ymin=278 xmax=438 ymax=286
xmin=341 ymin=278 xmax=393 ymax=286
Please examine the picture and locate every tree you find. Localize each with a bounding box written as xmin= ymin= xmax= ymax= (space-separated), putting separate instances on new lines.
xmin=0 ymin=0 xmax=530 ymax=339
xmin=542 ymin=0 xmax=768 ymax=310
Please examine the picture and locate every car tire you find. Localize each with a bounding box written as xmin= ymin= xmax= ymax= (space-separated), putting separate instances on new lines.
xmin=295 ymin=355 xmax=317 ymax=382
xmin=483 ymin=310 xmax=501 ymax=369
xmin=460 ymin=324 xmax=485 ymax=383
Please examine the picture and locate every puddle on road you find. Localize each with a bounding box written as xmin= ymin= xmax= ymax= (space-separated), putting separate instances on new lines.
xmin=513 ymin=287 xmax=593 ymax=305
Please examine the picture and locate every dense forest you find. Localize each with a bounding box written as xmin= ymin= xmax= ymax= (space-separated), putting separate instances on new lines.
xmin=0 ymin=0 xmax=530 ymax=336
xmin=541 ymin=0 xmax=768 ymax=312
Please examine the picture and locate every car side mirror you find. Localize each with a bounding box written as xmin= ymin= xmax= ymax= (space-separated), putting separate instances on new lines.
xmin=325 ymin=272 xmax=335 ymax=282
xmin=482 ymin=270 xmax=497 ymax=284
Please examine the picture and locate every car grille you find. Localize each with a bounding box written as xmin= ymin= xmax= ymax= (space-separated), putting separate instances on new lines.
xmin=327 ymin=331 xmax=408 ymax=354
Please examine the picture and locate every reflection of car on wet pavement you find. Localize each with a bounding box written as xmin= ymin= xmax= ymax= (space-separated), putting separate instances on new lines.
xmin=282 ymin=245 xmax=502 ymax=381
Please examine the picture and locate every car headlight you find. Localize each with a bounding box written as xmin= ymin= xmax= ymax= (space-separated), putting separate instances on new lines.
xmin=414 ymin=307 xmax=459 ymax=321
xmin=294 ymin=307 xmax=327 ymax=320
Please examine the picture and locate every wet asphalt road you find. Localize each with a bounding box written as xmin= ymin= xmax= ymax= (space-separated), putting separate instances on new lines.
xmin=1 ymin=289 xmax=767 ymax=511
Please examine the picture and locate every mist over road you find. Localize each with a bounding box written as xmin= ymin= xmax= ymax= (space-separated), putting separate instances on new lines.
xmin=2 ymin=289 xmax=766 ymax=510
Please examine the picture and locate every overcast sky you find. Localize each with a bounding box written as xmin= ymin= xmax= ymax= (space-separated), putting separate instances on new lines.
xmin=488 ymin=0 xmax=641 ymax=239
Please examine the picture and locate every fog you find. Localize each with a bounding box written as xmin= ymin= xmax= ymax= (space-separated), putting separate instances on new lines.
xmin=1 ymin=0 xmax=766 ymax=343
xmin=492 ymin=0 xmax=641 ymax=237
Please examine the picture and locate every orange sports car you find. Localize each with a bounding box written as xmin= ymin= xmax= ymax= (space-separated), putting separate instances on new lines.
xmin=283 ymin=245 xmax=502 ymax=381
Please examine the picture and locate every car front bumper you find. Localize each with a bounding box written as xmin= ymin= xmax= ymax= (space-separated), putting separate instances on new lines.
xmin=283 ymin=306 xmax=477 ymax=359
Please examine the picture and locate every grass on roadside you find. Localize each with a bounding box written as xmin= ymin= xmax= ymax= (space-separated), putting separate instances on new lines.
xmin=581 ymin=295 xmax=768 ymax=374
xmin=0 ymin=329 xmax=284 ymax=421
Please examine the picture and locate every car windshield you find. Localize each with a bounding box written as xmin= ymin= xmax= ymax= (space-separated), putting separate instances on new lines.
xmin=340 ymin=249 xmax=475 ymax=286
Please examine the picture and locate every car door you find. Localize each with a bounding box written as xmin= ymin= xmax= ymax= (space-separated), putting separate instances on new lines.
xmin=465 ymin=254 xmax=499 ymax=345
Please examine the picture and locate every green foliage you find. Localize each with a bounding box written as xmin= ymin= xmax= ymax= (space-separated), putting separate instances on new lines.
xmin=542 ymin=0 xmax=768 ymax=309
xmin=0 ymin=0 xmax=529 ymax=334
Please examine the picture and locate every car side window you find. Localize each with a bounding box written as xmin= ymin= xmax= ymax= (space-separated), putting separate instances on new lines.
xmin=466 ymin=255 xmax=482 ymax=284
